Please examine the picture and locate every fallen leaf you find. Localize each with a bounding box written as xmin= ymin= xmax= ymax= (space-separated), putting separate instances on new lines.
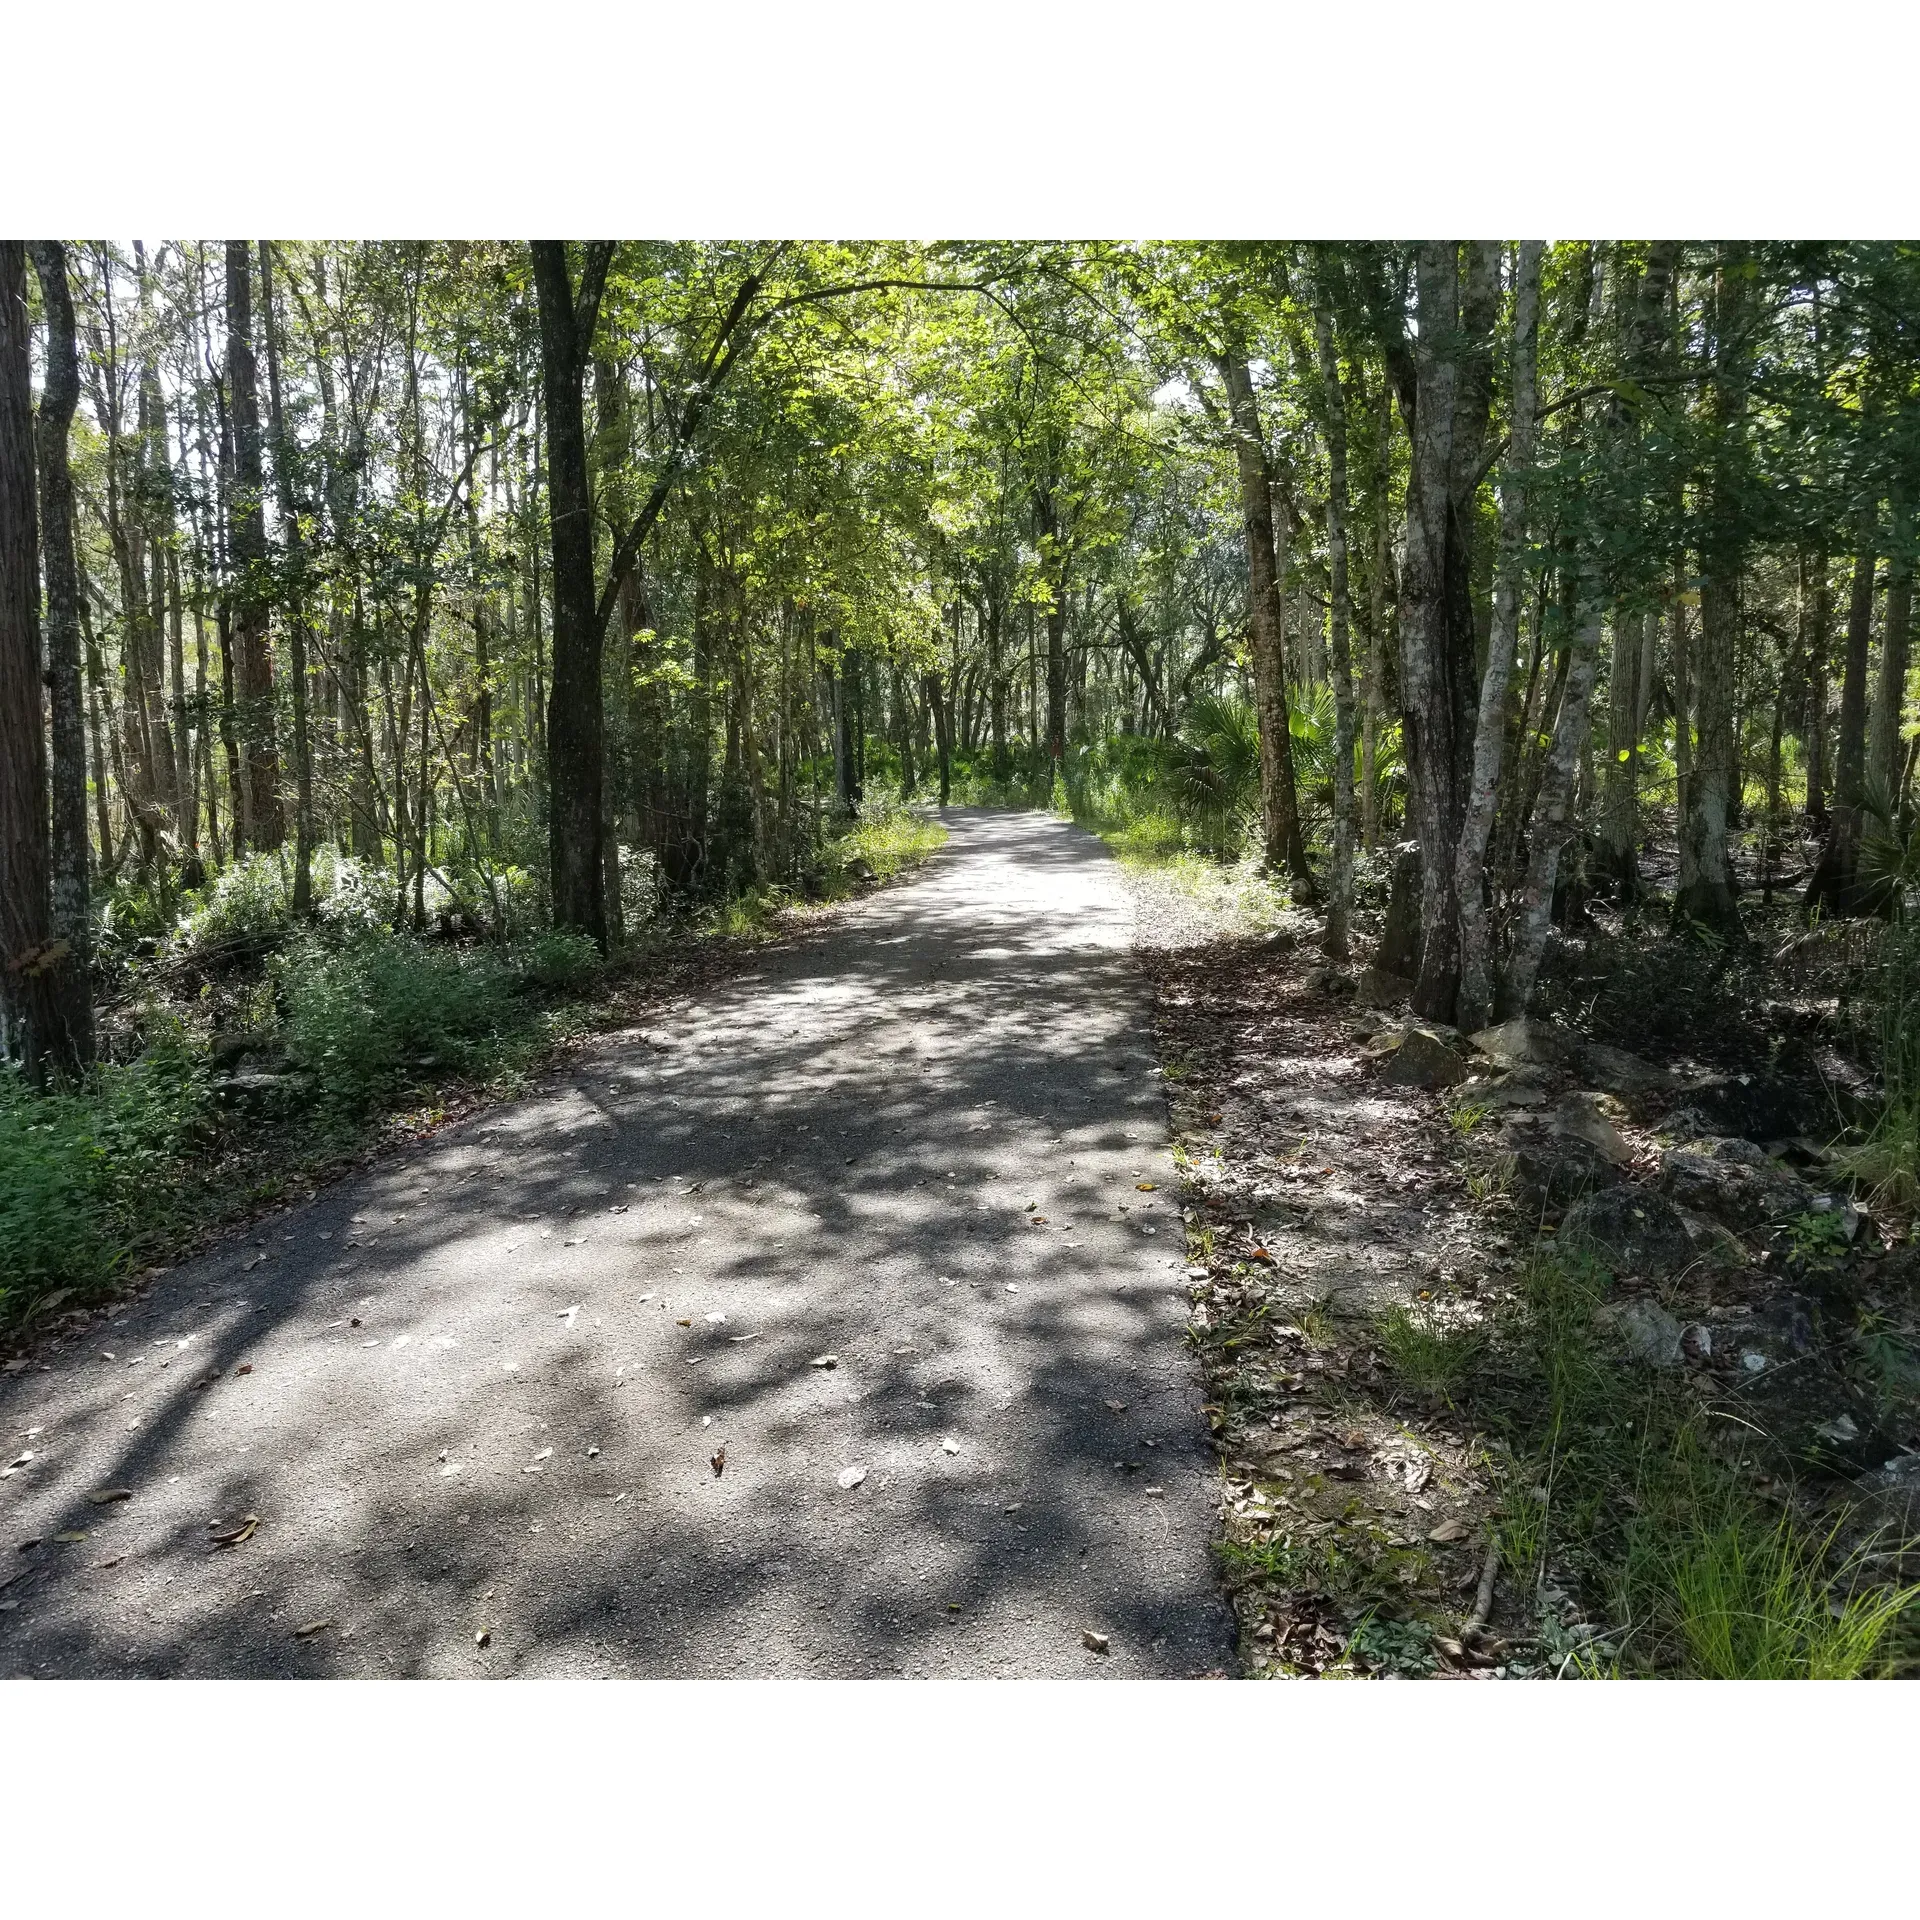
xmin=1082 ymin=1629 xmax=1111 ymax=1654
xmin=1104 ymin=1400 xmax=1128 ymax=1413
xmin=836 ymin=1464 xmax=868 ymax=1490
xmin=234 ymin=1364 xmax=252 ymax=1376
xmin=710 ymin=1446 xmax=727 ymax=1476
xmin=704 ymin=1312 xmax=727 ymax=1324
xmin=475 ymin=1628 xmax=491 ymax=1647
xmin=557 ymin=1305 xmax=580 ymax=1326
xmin=942 ymin=1436 xmax=961 ymax=1454
xmin=1144 ymin=1486 xmax=1165 ymax=1496
xmin=676 ymin=1318 xmax=693 ymax=1328
xmin=1135 ymin=1182 xmax=1157 ymax=1192
xmin=532 ymin=1447 xmax=553 ymax=1462
xmin=295 ymin=1619 xmax=334 ymax=1639
xmin=440 ymin=1462 xmax=463 ymax=1478
xmin=1427 ymin=1518 xmax=1471 ymax=1543
xmin=88 ymin=1488 xmax=133 ymax=1506
xmin=208 ymin=1514 xmax=259 ymax=1549
xmin=811 ymin=1353 xmax=838 ymax=1370
xmin=55 ymin=1530 xmax=90 ymax=1544
xmin=92 ymin=1555 xmax=125 ymax=1570
xmin=586 ymin=1445 xmax=600 ymax=1459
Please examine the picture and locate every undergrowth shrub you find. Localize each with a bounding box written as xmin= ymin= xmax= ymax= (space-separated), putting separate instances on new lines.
xmin=512 ymin=927 xmax=603 ymax=994
xmin=277 ymin=931 xmax=515 ymax=1114
xmin=0 ymin=1029 xmax=212 ymax=1323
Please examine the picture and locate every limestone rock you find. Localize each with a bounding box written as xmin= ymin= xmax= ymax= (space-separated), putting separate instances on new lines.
xmin=1469 ymin=1016 xmax=1584 ymax=1072
xmin=1544 ymin=1090 xmax=1634 ymax=1167
xmin=1355 ymin=965 xmax=1415 ymax=1010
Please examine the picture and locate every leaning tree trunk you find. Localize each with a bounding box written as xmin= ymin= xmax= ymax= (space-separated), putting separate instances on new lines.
xmin=1453 ymin=240 xmax=1543 ymax=1036
xmin=1218 ymin=352 xmax=1313 ymax=894
xmin=28 ymin=242 xmax=96 ymax=1071
xmin=1313 ymin=300 xmax=1359 ymax=960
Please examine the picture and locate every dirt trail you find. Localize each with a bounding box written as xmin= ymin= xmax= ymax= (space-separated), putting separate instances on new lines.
xmin=0 ymin=810 xmax=1234 ymax=1678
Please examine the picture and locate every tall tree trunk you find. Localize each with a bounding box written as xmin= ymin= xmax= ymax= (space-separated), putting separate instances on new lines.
xmin=1673 ymin=250 xmax=1750 ymax=940
xmin=1802 ymin=549 xmax=1831 ymax=828
xmin=226 ymin=240 xmax=283 ymax=850
xmin=925 ymin=669 xmax=952 ymax=805
xmin=27 ymin=243 xmax=96 ymax=1070
xmin=1597 ymin=613 xmax=1643 ymax=894
xmin=258 ymin=242 xmax=315 ymax=910
xmin=1362 ymin=374 xmax=1394 ymax=849
xmin=1501 ymin=582 xmax=1606 ymax=1016
xmin=1398 ymin=241 xmax=1499 ymax=1021
xmin=1 ymin=243 xmax=69 ymax=1081
xmin=1453 ymin=240 xmax=1542 ymax=1034
xmin=1868 ymin=490 xmax=1913 ymax=809
xmin=1806 ymin=546 xmax=1878 ymax=915
xmin=1312 ymin=299 xmax=1359 ymax=960
xmin=1217 ymin=352 xmax=1313 ymax=894
xmin=532 ymin=240 xmax=613 ymax=946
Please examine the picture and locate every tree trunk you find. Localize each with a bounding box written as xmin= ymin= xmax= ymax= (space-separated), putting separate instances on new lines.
xmin=924 ymin=669 xmax=952 ymax=805
xmin=1362 ymin=375 xmax=1394 ymax=849
xmin=1398 ymin=241 xmax=1499 ymax=1021
xmin=1 ymin=243 xmax=68 ymax=1082
xmin=1500 ymin=582 xmax=1605 ymax=1016
xmin=1596 ymin=613 xmax=1642 ymax=894
xmin=225 ymin=241 xmax=283 ymax=850
xmin=1453 ymin=240 xmax=1542 ymax=1035
xmin=27 ymin=242 xmax=96 ymax=1071
xmin=1806 ymin=546 xmax=1878 ymax=915
xmin=1312 ymin=301 xmax=1359 ymax=960
xmin=532 ymin=240 xmax=613 ymax=945
xmin=258 ymin=242 xmax=315 ymax=911
xmin=1868 ymin=491 xmax=1913 ymax=809
xmin=1217 ymin=352 xmax=1313 ymax=894
xmin=1802 ymin=549 xmax=1831 ymax=828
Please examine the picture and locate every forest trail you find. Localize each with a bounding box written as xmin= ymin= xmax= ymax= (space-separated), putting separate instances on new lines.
xmin=0 ymin=810 xmax=1235 ymax=1677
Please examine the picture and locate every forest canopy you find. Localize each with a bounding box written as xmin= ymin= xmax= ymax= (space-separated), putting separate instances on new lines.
xmin=3 ymin=239 xmax=1918 ymax=1082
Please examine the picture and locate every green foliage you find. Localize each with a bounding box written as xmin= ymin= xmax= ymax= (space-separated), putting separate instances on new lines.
xmin=1165 ymin=692 xmax=1261 ymax=860
xmin=277 ymin=932 xmax=515 ymax=1115
xmin=512 ymin=927 xmax=603 ymax=994
xmin=0 ymin=1033 xmax=212 ymax=1323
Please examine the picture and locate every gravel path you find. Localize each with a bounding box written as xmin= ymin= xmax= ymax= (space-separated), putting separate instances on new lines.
xmin=0 ymin=809 xmax=1234 ymax=1678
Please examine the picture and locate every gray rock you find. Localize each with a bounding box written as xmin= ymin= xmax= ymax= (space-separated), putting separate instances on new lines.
xmin=1580 ymin=1041 xmax=1678 ymax=1095
xmin=1469 ymin=1016 xmax=1584 ymax=1072
xmin=1545 ymin=1090 xmax=1633 ymax=1167
xmin=1595 ymin=1299 xmax=1685 ymax=1369
xmin=1354 ymin=965 xmax=1414 ymax=1010
xmin=1381 ymin=1028 xmax=1469 ymax=1090
xmin=1661 ymin=1133 xmax=1815 ymax=1230
xmin=1499 ymin=1123 xmax=1623 ymax=1209
xmin=1559 ymin=1185 xmax=1693 ymax=1279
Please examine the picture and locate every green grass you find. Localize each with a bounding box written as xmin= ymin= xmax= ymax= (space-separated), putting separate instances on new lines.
xmin=1376 ymin=1303 xmax=1487 ymax=1401
xmin=1467 ymin=1250 xmax=1920 ymax=1677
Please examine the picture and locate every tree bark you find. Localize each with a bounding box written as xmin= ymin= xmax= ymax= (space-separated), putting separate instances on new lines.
xmin=1312 ymin=300 xmax=1359 ymax=960
xmin=1398 ymin=242 xmax=1499 ymax=1020
xmin=1 ymin=243 xmax=69 ymax=1081
xmin=532 ymin=240 xmax=614 ymax=945
xmin=1672 ymin=250 xmax=1750 ymax=939
xmin=27 ymin=242 xmax=96 ymax=1070
xmin=1453 ymin=240 xmax=1542 ymax=1035
xmin=225 ymin=241 xmax=283 ymax=850
xmin=1868 ymin=490 xmax=1913 ymax=809
xmin=1597 ymin=613 xmax=1642 ymax=894
xmin=258 ymin=241 xmax=315 ymax=910
xmin=1805 ymin=544 xmax=1876 ymax=916
xmin=1218 ymin=352 xmax=1313 ymax=894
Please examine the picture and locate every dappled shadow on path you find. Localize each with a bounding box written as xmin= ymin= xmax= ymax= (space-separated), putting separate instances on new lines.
xmin=0 ymin=811 xmax=1233 ymax=1679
